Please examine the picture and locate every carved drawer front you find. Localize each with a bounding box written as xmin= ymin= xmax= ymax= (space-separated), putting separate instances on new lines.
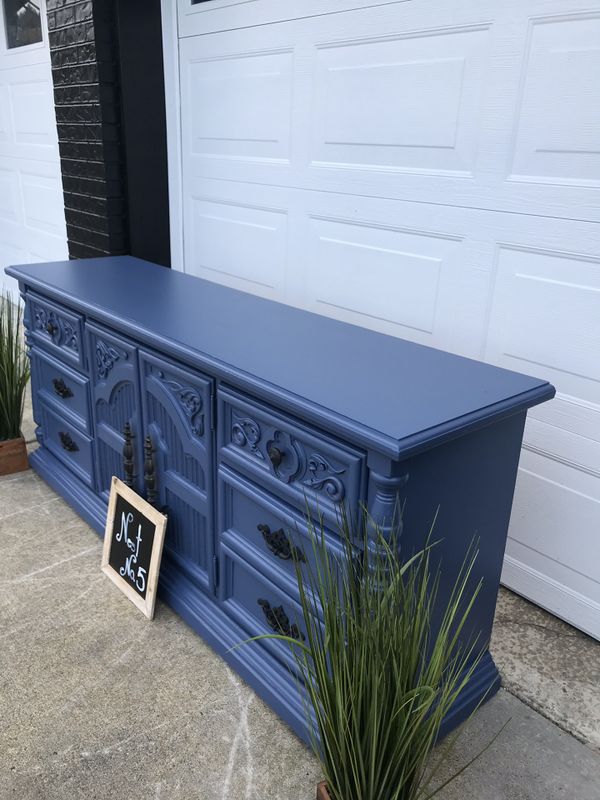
xmin=218 ymin=387 xmax=365 ymax=525
xmin=40 ymin=401 xmax=95 ymax=488
xmin=26 ymin=292 xmax=85 ymax=370
xmin=31 ymin=347 xmax=91 ymax=434
xmin=219 ymin=463 xmax=344 ymax=600
xmin=219 ymin=530 xmax=314 ymax=676
xmin=139 ymin=350 xmax=215 ymax=593
xmin=86 ymin=322 xmax=144 ymax=501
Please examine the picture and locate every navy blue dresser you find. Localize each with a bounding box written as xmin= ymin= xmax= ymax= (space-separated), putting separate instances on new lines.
xmin=6 ymin=257 xmax=555 ymax=741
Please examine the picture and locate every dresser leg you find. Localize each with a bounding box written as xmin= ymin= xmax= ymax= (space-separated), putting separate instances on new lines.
xmin=366 ymin=463 xmax=409 ymax=545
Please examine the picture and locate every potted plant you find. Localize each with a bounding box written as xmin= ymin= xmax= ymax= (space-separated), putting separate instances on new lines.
xmin=245 ymin=510 xmax=501 ymax=800
xmin=0 ymin=289 xmax=30 ymax=476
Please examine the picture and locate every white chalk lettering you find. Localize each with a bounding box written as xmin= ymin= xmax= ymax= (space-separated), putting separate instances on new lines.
xmin=116 ymin=511 xmax=146 ymax=593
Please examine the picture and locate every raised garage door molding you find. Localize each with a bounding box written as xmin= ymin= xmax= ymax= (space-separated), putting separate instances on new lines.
xmin=0 ymin=0 xmax=67 ymax=296
xmin=168 ymin=0 xmax=600 ymax=637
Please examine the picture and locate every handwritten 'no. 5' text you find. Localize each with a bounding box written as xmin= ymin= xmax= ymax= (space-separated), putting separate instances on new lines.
xmin=116 ymin=511 xmax=147 ymax=593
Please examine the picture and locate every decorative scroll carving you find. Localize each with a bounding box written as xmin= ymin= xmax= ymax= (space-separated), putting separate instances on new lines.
xmin=34 ymin=306 xmax=52 ymax=335
xmin=229 ymin=411 xmax=349 ymax=503
xmin=231 ymin=416 xmax=264 ymax=460
xmin=62 ymin=320 xmax=79 ymax=353
xmin=303 ymin=453 xmax=346 ymax=502
xmin=33 ymin=305 xmax=79 ymax=353
xmin=96 ymin=340 xmax=121 ymax=380
xmin=161 ymin=378 xmax=204 ymax=437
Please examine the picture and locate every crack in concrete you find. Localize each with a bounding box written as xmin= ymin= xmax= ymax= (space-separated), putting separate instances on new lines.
xmin=222 ymin=667 xmax=255 ymax=800
xmin=495 ymin=618 xmax=579 ymax=639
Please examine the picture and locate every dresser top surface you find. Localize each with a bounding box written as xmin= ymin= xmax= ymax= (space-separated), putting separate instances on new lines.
xmin=7 ymin=257 xmax=554 ymax=456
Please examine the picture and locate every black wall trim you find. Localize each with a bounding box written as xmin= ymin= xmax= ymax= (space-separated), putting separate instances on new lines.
xmin=46 ymin=0 xmax=170 ymax=266
xmin=116 ymin=0 xmax=170 ymax=267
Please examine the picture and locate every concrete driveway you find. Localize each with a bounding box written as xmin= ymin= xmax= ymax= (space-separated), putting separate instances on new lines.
xmin=1 ymin=466 xmax=599 ymax=800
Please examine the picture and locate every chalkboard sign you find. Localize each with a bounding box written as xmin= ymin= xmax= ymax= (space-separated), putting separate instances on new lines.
xmin=101 ymin=477 xmax=167 ymax=619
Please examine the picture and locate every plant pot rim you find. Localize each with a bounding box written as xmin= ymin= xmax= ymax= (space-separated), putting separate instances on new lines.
xmin=316 ymin=780 xmax=331 ymax=800
xmin=0 ymin=434 xmax=28 ymax=476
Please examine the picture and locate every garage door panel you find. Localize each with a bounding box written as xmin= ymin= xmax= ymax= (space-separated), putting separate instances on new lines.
xmin=312 ymin=25 xmax=490 ymax=176
xmin=509 ymin=13 xmax=600 ymax=187
xmin=185 ymin=187 xmax=289 ymax=297
xmin=503 ymin=539 xmax=600 ymax=640
xmin=509 ymin=454 xmax=600 ymax=592
xmin=178 ymin=0 xmax=415 ymax=37
xmin=22 ymin=171 xmax=66 ymax=234
xmin=533 ymin=393 xmax=600 ymax=445
xmin=0 ymin=83 xmax=9 ymax=141
xmin=180 ymin=0 xmax=600 ymax=221
xmin=525 ymin=415 xmax=600 ymax=477
xmin=184 ymin=46 xmax=294 ymax=162
xmin=307 ymin=215 xmax=460 ymax=339
xmin=486 ymin=245 xmax=600 ymax=404
xmin=0 ymin=0 xmax=67 ymax=298
xmin=0 ymin=64 xmax=58 ymax=160
xmin=176 ymin=0 xmax=600 ymax=635
xmin=0 ymin=166 xmax=20 ymax=223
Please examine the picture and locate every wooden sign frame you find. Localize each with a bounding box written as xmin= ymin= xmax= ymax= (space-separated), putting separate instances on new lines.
xmin=101 ymin=477 xmax=167 ymax=619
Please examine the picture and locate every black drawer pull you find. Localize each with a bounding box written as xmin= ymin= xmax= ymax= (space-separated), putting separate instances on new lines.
xmin=46 ymin=320 xmax=58 ymax=336
xmin=267 ymin=445 xmax=284 ymax=468
xmin=257 ymin=524 xmax=306 ymax=563
xmin=52 ymin=378 xmax=73 ymax=399
xmin=257 ymin=599 xmax=304 ymax=641
xmin=59 ymin=431 xmax=78 ymax=452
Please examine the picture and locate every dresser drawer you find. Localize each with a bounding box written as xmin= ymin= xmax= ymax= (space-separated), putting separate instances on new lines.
xmin=27 ymin=292 xmax=85 ymax=370
xmin=40 ymin=402 xmax=95 ymax=488
xmin=219 ymin=531 xmax=313 ymax=676
xmin=218 ymin=387 xmax=365 ymax=525
xmin=31 ymin=347 xmax=91 ymax=433
xmin=219 ymin=464 xmax=344 ymax=596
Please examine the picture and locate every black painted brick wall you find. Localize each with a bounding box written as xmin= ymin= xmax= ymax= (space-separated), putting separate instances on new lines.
xmin=47 ymin=0 xmax=128 ymax=259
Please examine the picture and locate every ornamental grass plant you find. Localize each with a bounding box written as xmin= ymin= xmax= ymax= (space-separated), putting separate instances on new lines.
xmin=247 ymin=509 xmax=499 ymax=800
xmin=0 ymin=289 xmax=30 ymax=441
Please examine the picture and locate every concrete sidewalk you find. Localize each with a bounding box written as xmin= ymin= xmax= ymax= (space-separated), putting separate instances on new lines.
xmin=1 ymin=466 xmax=599 ymax=800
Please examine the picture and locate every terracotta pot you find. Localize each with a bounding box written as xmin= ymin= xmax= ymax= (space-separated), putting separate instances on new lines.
xmin=316 ymin=781 xmax=332 ymax=800
xmin=0 ymin=436 xmax=28 ymax=476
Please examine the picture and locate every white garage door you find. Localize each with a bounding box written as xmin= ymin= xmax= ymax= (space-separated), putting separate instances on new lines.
xmin=0 ymin=0 xmax=67 ymax=299
xmin=167 ymin=0 xmax=600 ymax=638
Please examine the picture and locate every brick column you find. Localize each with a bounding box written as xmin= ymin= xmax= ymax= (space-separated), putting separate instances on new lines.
xmin=46 ymin=0 xmax=128 ymax=258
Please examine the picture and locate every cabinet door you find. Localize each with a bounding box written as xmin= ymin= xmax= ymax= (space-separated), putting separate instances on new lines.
xmin=139 ymin=350 xmax=214 ymax=594
xmin=86 ymin=323 xmax=144 ymax=502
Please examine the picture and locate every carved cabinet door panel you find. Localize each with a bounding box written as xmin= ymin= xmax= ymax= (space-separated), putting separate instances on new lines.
xmin=86 ymin=323 xmax=144 ymax=502
xmin=139 ymin=350 xmax=214 ymax=594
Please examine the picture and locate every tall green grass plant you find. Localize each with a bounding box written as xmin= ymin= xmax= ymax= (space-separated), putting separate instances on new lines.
xmin=0 ymin=290 xmax=30 ymax=441
xmin=246 ymin=511 xmax=497 ymax=800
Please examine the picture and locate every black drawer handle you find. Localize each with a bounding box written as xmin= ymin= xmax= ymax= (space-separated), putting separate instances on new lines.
xmin=53 ymin=378 xmax=73 ymax=399
xmin=46 ymin=320 xmax=58 ymax=336
xmin=257 ymin=524 xmax=306 ymax=563
xmin=257 ymin=599 xmax=304 ymax=641
xmin=59 ymin=431 xmax=78 ymax=452
xmin=267 ymin=446 xmax=284 ymax=468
